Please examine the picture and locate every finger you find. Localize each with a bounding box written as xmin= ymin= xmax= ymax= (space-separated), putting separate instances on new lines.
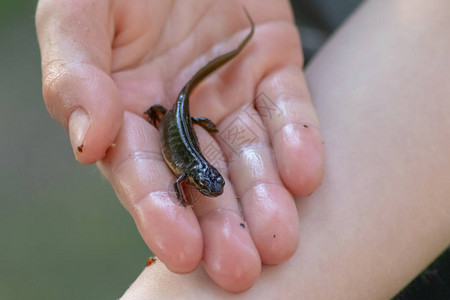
xmin=36 ymin=0 xmax=123 ymax=164
xmin=97 ymin=112 xmax=202 ymax=273
xmin=216 ymin=106 xmax=300 ymax=265
xmin=256 ymin=65 xmax=325 ymax=196
xmin=191 ymin=128 xmax=261 ymax=293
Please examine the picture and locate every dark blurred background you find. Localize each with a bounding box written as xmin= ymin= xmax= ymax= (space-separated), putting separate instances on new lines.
xmin=0 ymin=0 xmax=448 ymax=299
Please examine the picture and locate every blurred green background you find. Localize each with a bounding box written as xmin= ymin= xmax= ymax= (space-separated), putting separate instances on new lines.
xmin=0 ymin=1 xmax=149 ymax=299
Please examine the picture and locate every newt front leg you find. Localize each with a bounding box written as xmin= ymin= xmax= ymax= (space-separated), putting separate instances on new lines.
xmin=144 ymin=8 xmax=254 ymax=205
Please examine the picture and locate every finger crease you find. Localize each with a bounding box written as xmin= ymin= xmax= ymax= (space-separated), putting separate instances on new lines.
xmin=272 ymin=121 xmax=320 ymax=141
xmin=130 ymin=190 xmax=177 ymax=219
xmin=240 ymin=180 xmax=283 ymax=203
xmin=198 ymin=206 xmax=243 ymax=221
xmin=111 ymin=150 xmax=164 ymax=175
xmin=228 ymin=140 xmax=272 ymax=161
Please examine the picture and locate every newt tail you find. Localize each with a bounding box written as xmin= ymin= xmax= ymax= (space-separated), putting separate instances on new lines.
xmin=145 ymin=8 xmax=254 ymax=205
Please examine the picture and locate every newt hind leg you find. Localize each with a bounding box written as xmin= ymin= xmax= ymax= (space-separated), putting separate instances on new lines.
xmin=174 ymin=174 xmax=190 ymax=207
xmin=192 ymin=117 xmax=218 ymax=135
xmin=144 ymin=105 xmax=167 ymax=129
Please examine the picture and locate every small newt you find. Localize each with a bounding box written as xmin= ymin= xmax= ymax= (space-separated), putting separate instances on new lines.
xmin=145 ymin=9 xmax=254 ymax=205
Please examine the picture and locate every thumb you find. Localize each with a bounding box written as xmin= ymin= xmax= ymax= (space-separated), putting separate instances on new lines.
xmin=36 ymin=0 xmax=122 ymax=164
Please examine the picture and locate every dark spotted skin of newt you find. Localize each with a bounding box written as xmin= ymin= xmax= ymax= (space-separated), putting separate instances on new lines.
xmin=145 ymin=9 xmax=254 ymax=206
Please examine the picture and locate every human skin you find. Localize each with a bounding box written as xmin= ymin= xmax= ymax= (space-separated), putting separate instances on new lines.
xmin=36 ymin=0 xmax=325 ymax=292
xmin=120 ymin=0 xmax=450 ymax=298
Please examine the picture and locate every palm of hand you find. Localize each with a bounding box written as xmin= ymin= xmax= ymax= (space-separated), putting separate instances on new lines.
xmin=37 ymin=0 xmax=325 ymax=293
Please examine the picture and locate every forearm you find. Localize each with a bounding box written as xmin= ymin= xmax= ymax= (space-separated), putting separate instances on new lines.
xmin=122 ymin=0 xmax=450 ymax=298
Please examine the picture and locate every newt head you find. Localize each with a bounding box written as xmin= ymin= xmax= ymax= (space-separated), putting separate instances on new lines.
xmin=188 ymin=164 xmax=225 ymax=197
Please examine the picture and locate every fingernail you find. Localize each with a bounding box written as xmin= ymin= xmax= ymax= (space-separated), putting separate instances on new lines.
xmin=69 ymin=108 xmax=90 ymax=158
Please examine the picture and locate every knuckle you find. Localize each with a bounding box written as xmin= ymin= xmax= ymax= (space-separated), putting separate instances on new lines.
xmin=41 ymin=60 xmax=74 ymax=123
xmin=36 ymin=0 xmax=79 ymax=22
xmin=35 ymin=0 xmax=51 ymax=25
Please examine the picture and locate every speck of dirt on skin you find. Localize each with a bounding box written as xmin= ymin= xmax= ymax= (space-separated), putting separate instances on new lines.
xmin=146 ymin=257 xmax=157 ymax=267
xmin=77 ymin=144 xmax=84 ymax=152
xmin=240 ymin=223 xmax=245 ymax=228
